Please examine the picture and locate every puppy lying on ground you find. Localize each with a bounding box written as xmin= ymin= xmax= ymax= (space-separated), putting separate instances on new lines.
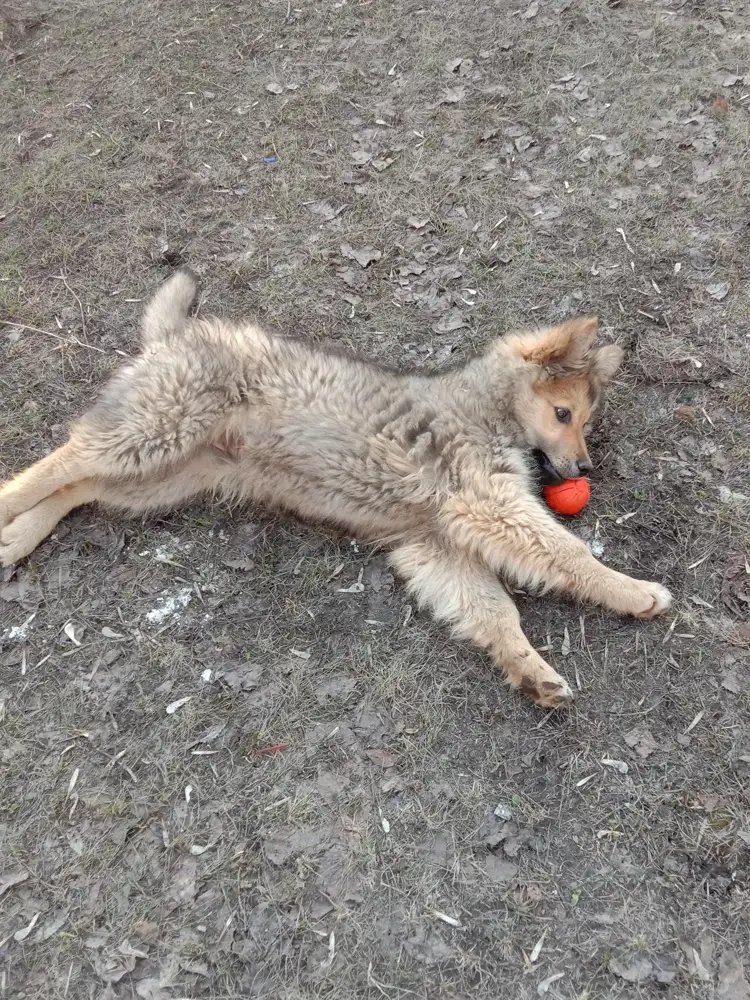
xmin=0 ymin=271 xmax=671 ymax=707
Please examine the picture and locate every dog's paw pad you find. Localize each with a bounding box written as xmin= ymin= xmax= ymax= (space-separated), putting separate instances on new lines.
xmin=521 ymin=675 xmax=573 ymax=710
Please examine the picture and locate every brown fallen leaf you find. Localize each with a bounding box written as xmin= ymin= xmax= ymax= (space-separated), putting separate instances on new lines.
xmin=483 ymin=855 xmax=518 ymax=885
xmin=441 ymin=86 xmax=466 ymax=104
xmin=478 ymin=126 xmax=499 ymax=143
xmin=722 ymin=668 xmax=741 ymax=694
xmin=711 ymin=95 xmax=730 ymax=118
xmin=717 ymin=949 xmax=750 ymax=1000
xmin=340 ymin=243 xmax=382 ymax=268
xmin=707 ymin=281 xmax=730 ymax=301
xmin=624 ymin=726 xmax=659 ymax=759
xmin=0 ymin=869 xmax=29 ymax=897
xmin=610 ymin=953 xmax=678 ymax=984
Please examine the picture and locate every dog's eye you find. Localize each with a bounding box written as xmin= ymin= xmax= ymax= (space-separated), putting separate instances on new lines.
xmin=555 ymin=407 xmax=572 ymax=424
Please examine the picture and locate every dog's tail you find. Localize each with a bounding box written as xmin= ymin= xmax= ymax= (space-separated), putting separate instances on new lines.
xmin=140 ymin=269 xmax=198 ymax=346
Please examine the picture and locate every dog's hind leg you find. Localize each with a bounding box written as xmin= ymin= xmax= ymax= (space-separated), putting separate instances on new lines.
xmin=389 ymin=537 xmax=573 ymax=709
xmin=0 ymin=442 xmax=87 ymax=531
xmin=0 ymin=478 xmax=99 ymax=566
xmin=0 ymin=449 xmax=233 ymax=567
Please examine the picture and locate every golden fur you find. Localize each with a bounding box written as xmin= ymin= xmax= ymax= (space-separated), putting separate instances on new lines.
xmin=0 ymin=271 xmax=672 ymax=708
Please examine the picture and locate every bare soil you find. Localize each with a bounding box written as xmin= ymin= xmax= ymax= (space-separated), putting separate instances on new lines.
xmin=1 ymin=1 xmax=750 ymax=998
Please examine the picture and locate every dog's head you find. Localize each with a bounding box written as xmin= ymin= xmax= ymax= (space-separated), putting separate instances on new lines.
xmin=501 ymin=318 xmax=623 ymax=483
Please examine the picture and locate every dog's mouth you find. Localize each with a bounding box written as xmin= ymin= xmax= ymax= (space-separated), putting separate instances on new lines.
xmin=532 ymin=449 xmax=566 ymax=486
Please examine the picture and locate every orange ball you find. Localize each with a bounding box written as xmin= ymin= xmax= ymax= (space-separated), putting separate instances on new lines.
xmin=543 ymin=477 xmax=590 ymax=516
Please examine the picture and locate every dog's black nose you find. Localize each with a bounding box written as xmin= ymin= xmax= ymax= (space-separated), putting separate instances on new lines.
xmin=576 ymin=459 xmax=592 ymax=476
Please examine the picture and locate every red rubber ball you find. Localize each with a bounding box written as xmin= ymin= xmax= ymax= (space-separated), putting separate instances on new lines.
xmin=544 ymin=477 xmax=590 ymax=516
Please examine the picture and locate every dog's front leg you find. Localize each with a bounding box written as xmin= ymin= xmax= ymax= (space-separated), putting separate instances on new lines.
xmin=390 ymin=538 xmax=573 ymax=709
xmin=441 ymin=488 xmax=672 ymax=618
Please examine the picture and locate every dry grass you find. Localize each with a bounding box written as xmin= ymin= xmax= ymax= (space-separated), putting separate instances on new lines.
xmin=1 ymin=0 xmax=750 ymax=997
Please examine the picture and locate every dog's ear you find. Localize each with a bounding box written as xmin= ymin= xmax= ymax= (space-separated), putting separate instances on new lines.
xmin=591 ymin=344 xmax=624 ymax=384
xmin=505 ymin=318 xmax=599 ymax=372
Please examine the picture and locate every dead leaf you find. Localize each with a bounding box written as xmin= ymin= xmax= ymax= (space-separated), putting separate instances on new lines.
xmin=433 ymin=309 xmax=467 ymax=334
xmin=707 ymin=281 xmax=730 ymax=301
xmin=135 ymin=980 xmax=171 ymax=1000
xmin=118 ymin=939 xmax=148 ymax=960
xmin=215 ymin=662 xmax=263 ymax=691
xmin=0 ymin=869 xmax=29 ymax=897
xmin=315 ymin=674 xmax=357 ymax=705
xmin=609 ymin=955 xmax=651 ymax=982
xmin=166 ymin=696 xmax=191 ymax=715
xmin=350 ymin=149 xmax=372 ymax=166
xmin=14 ymin=912 xmax=40 ymax=942
xmin=624 ymin=726 xmax=658 ymax=759
xmin=484 ymin=855 xmax=518 ymax=884
xmin=365 ymin=749 xmax=396 ymax=768
xmin=718 ymin=949 xmax=750 ymax=1000
xmin=336 ymin=266 xmax=358 ymax=287
xmin=538 ymin=972 xmax=565 ymax=995
xmin=560 ymin=626 xmax=571 ymax=656
xmin=265 ymin=82 xmax=284 ymax=95
xmin=263 ymin=826 xmax=326 ymax=866
xmin=93 ymin=952 xmax=136 ymax=984
xmin=680 ymin=940 xmax=712 ymax=981
xmin=381 ymin=774 xmax=405 ymax=793
xmin=603 ymin=138 xmax=625 ymax=158
xmin=601 ymin=758 xmax=628 ymax=775
xmin=307 ymin=200 xmax=338 ymax=220
xmin=167 ymin=857 xmax=197 ymax=910
xmin=722 ymin=668 xmax=741 ymax=694
xmin=340 ymin=243 xmax=381 ymax=268
xmin=712 ymin=95 xmax=730 ymax=117
xmin=64 ymin=620 xmax=84 ymax=646
xmin=521 ymin=0 xmax=539 ymax=18
xmin=441 ymin=86 xmax=466 ymax=104
xmin=101 ymin=626 xmax=124 ymax=639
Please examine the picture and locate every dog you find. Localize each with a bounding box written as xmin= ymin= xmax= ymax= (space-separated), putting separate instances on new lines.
xmin=0 ymin=271 xmax=672 ymax=708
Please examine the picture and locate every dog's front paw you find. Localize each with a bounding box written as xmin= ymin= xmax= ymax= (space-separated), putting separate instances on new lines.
xmin=534 ymin=676 xmax=574 ymax=710
xmin=631 ymin=581 xmax=672 ymax=619
xmin=0 ymin=510 xmax=46 ymax=567
xmin=516 ymin=659 xmax=574 ymax=710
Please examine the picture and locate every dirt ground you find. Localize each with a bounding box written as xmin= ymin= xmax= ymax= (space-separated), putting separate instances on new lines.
xmin=1 ymin=0 xmax=750 ymax=997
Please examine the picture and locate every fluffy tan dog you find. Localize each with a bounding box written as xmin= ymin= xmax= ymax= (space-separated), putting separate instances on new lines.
xmin=0 ymin=271 xmax=672 ymax=707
